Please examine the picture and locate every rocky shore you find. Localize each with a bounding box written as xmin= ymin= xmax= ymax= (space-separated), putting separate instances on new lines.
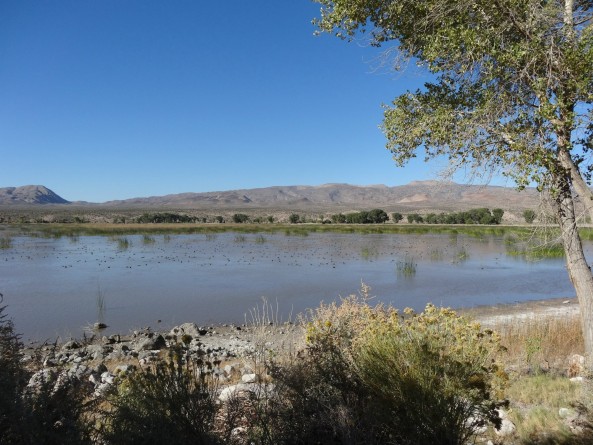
xmin=15 ymin=297 xmax=592 ymax=443
xmin=23 ymin=319 xmax=305 ymax=401
xmin=22 ymin=297 xmax=581 ymax=401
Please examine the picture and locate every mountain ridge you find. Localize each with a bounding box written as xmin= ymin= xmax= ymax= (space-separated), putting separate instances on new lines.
xmin=0 ymin=182 xmax=540 ymax=212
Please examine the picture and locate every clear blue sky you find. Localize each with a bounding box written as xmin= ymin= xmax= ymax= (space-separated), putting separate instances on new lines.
xmin=1 ymin=1 xmax=477 ymax=203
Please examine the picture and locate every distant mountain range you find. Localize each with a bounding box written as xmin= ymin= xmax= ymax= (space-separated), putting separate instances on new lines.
xmin=0 ymin=182 xmax=540 ymax=212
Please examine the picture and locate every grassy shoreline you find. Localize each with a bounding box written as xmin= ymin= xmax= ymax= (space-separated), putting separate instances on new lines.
xmin=0 ymin=221 xmax=567 ymax=237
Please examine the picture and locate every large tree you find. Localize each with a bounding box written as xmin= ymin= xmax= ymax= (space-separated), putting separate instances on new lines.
xmin=314 ymin=0 xmax=593 ymax=361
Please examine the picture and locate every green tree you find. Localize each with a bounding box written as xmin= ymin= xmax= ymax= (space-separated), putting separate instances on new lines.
xmin=492 ymin=208 xmax=504 ymax=225
xmin=315 ymin=0 xmax=593 ymax=363
xmin=289 ymin=213 xmax=301 ymax=224
xmin=232 ymin=214 xmax=249 ymax=224
xmin=523 ymin=209 xmax=537 ymax=224
xmin=331 ymin=213 xmax=347 ymax=224
xmin=391 ymin=212 xmax=403 ymax=223
xmin=407 ymin=213 xmax=423 ymax=223
xmin=368 ymin=208 xmax=389 ymax=223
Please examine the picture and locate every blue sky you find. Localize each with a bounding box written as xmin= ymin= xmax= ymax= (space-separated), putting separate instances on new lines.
xmin=1 ymin=1 xmax=473 ymax=202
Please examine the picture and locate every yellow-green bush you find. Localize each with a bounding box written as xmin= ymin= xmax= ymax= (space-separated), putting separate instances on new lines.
xmin=303 ymin=292 xmax=507 ymax=445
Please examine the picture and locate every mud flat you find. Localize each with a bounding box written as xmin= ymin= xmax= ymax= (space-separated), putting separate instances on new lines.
xmin=464 ymin=296 xmax=580 ymax=326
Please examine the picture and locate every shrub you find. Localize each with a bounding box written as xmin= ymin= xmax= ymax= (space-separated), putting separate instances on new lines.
xmin=352 ymin=304 xmax=506 ymax=445
xmin=297 ymin=290 xmax=507 ymax=445
xmin=0 ymin=297 xmax=25 ymax=442
xmin=0 ymin=298 xmax=93 ymax=445
xmin=102 ymin=349 xmax=221 ymax=445
xmin=523 ymin=209 xmax=537 ymax=224
xmin=288 ymin=213 xmax=300 ymax=224
xmin=232 ymin=213 xmax=249 ymax=223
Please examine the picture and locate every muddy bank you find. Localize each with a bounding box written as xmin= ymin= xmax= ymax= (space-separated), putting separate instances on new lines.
xmin=463 ymin=296 xmax=580 ymax=326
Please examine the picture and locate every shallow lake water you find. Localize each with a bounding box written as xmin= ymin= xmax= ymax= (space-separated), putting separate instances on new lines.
xmin=0 ymin=230 xmax=588 ymax=341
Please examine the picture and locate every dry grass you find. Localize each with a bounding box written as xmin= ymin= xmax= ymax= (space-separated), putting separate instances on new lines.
xmin=491 ymin=313 xmax=584 ymax=372
xmin=482 ymin=311 xmax=592 ymax=444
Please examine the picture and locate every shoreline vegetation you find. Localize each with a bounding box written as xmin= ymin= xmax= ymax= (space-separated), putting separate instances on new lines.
xmin=1 ymin=293 xmax=591 ymax=444
xmin=2 ymin=221 xmax=592 ymax=236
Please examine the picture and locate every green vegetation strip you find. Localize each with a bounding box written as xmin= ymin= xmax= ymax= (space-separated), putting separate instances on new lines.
xmin=1 ymin=223 xmax=542 ymax=238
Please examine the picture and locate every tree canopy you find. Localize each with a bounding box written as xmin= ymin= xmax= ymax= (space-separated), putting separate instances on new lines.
xmin=315 ymin=0 xmax=593 ymax=193
xmin=314 ymin=0 xmax=593 ymax=362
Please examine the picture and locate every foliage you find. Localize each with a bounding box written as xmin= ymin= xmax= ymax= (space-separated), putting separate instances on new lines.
xmin=0 ymin=297 xmax=25 ymax=443
xmin=313 ymin=0 xmax=593 ymax=191
xmin=334 ymin=209 xmax=390 ymax=224
xmin=232 ymin=213 xmax=250 ymax=224
xmin=288 ymin=213 xmax=300 ymax=224
xmin=407 ymin=213 xmax=424 ymax=223
xmin=136 ymin=213 xmax=197 ymax=224
xmin=314 ymin=0 xmax=593 ymax=358
xmin=523 ymin=209 xmax=537 ymax=224
xmin=492 ymin=208 xmax=504 ymax=224
xmin=331 ymin=213 xmax=347 ymax=223
xmin=102 ymin=349 xmax=221 ymax=445
xmin=0 ymin=299 xmax=93 ymax=445
xmin=424 ymin=208 xmax=504 ymax=225
xmin=391 ymin=212 xmax=403 ymax=223
xmin=298 ymin=291 xmax=507 ymax=445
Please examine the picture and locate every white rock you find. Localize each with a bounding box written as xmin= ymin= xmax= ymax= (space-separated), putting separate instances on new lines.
xmin=570 ymin=376 xmax=584 ymax=383
xmin=241 ymin=373 xmax=258 ymax=383
xmin=169 ymin=323 xmax=202 ymax=337
xmin=218 ymin=383 xmax=254 ymax=402
xmin=495 ymin=418 xmax=516 ymax=436
xmin=101 ymin=371 xmax=114 ymax=384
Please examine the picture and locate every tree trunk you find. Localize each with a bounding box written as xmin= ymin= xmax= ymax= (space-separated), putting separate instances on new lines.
xmin=554 ymin=159 xmax=593 ymax=364
xmin=566 ymin=157 xmax=593 ymax=224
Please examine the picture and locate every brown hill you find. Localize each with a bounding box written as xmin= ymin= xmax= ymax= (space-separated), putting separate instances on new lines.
xmin=98 ymin=181 xmax=539 ymax=213
xmin=0 ymin=185 xmax=70 ymax=205
xmin=0 ymin=182 xmax=542 ymax=214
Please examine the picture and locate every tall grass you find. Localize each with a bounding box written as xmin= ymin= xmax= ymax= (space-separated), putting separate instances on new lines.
xmin=396 ymin=256 xmax=417 ymax=277
xmin=0 ymin=236 xmax=12 ymax=249
xmin=6 ymin=222 xmax=531 ymax=238
xmin=490 ymin=312 xmax=584 ymax=371
xmin=96 ymin=286 xmax=106 ymax=328
xmin=360 ymin=246 xmax=379 ymax=260
xmin=142 ymin=234 xmax=156 ymax=245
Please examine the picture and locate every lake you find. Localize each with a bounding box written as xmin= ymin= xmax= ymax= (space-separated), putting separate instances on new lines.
xmin=0 ymin=229 xmax=586 ymax=341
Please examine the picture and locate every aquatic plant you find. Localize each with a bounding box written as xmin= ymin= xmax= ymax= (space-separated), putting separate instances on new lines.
xmin=142 ymin=234 xmax=156 ymax=245
xmin=455 ymin=247 xmax=470 ymax=262
xmin=96 ymin=286 xmax=106 ymax=328
xmin=360 ymin=246 xmax=379 ymax=260
xmin=396 ymin=256 xmax=417 ymax=277
xmin=0 ymin=237 xmax=12 ymax=249
xmin=116 ymin=237 xmax=130 ymax=250
xmin=430 ymin=248 xmax=444 ymax=261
